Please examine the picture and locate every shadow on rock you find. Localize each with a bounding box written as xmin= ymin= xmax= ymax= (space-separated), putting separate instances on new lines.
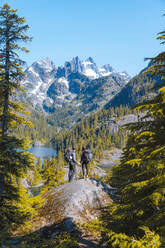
xmin=89 ymin=177 xmax=116 ymax=199
xmin=9 ymin=217 xmax=81 ymax=247
xmin=9 ymin=217 xmax=102 ymax=248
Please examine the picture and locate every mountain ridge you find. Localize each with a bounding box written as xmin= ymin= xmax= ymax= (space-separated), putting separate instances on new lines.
xmin=22 ymin=56 xmax=130 ymax=103
xmin=105 ymin=71 xmax=161 ymax=109
xmin=21 ymin=56 xmax=131 ymax=127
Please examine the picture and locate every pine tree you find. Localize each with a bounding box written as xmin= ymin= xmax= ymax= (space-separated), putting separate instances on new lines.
xmin=32 ymin=157 xmax=42 ymax=186
xmin=100 ymin=27 xmax=165 ymax=246
xmin=0 ymin=4 xmax=33 ymax=242
xmin=41 ymin=157 xmax=65 ymax=192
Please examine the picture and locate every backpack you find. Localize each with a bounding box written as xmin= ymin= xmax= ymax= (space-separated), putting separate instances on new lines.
xmin=64 ymin=148 xmax=73 ymax=163
xmin=82 ymin=150 xmax=93 ymax=163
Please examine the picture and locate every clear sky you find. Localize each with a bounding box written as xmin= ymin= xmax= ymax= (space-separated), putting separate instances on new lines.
xmin=1 ymin=0 xmax=165 ymax=76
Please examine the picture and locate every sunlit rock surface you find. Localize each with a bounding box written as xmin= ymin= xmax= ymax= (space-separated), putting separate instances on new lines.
xmin=37 ymin=178 xmax=112 ymax=230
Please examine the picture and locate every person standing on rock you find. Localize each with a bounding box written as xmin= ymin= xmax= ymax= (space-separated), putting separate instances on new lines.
xmin=65 ymin=147 xmax=79 ymax=182
xmin=81 ymin=146 xmax=92 ymax=178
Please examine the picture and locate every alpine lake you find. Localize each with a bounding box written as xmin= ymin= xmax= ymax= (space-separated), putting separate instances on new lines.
xmin=27 ymin=145 xmax=57 ymax=197
xmin=29 ymin=146 xmax=57 ymax=162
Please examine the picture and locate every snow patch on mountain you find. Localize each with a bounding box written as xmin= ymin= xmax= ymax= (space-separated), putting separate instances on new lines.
xmin=98 ymin=68 xmax=112 ymax=77
xmin=31 ymin=80 xmax=43 ymax=94
xmin=81 ymin=58 xmax=99 ymax=79
xmin=37 ymin=57 xmax=55 ymax=72
xmin=22 ymin=58 xmax=57 ymax=108
xmin=58 ymin=77 xmax=69 ymax=88
xmin=83 ymin=68 xmax=98 ymax=78
xmin=21 ymin=56 xmax=131 ymax=112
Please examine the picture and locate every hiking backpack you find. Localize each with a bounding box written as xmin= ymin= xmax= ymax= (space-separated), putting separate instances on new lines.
xmin=64 ymin=148 xmax=73 ymax=163
xmin=83 ymin=149 xmax=93 ymax=163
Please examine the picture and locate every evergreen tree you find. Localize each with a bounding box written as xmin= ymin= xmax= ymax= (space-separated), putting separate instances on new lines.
xmin=0 ymin=4 xmax=33 ymax=242
xmin=52 ymin=106 xmax=132 ymax=161
xmin=41 ymin=157 xmax=65 ymax=192
xmin=32 ymin=157 xmax=42 ymax=186
xmin=100 ymin=28 xmax=165 ymax=246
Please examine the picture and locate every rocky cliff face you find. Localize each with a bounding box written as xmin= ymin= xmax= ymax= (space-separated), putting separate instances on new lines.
xmin=56 ymin=56 xmax=120 ymax=80
xmin=36 ymin=179 xmax=112 ymax=231
xmin=22 ymin=57 xmax=130 ymax=116
xmin=22 ymin=58 xmax=57 ymax=106
xmin=105 ymin=72 xmax=161 ymax=109
xmin=21 ymin=57 xmax=131 ymax=127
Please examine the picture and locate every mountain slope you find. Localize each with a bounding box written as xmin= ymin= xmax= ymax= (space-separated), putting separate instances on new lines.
xmin=105 ymin=72 xmax=161 ymax=109
xmin=22 ymin=57 xmax=57 ymax=107
xmin=21 ymin=56 xmax=131 ymax=128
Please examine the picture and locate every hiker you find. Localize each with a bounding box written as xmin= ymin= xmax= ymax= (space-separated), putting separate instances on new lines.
xmin=65 ymin=147 xmax=79 ymax=182
xmin=81 ymin=146 xmax=92 ymax=178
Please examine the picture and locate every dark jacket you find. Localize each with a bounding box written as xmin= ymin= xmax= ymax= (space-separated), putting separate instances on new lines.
xmin=81 ymin=150 xmax=88 ymax=164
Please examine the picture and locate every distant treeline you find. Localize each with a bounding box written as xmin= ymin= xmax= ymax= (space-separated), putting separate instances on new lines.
xmin=52 ymin=106 xmax=135 ymax=159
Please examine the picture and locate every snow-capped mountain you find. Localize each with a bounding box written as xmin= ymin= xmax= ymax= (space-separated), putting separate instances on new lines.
xmin=22 ymin=56 xmax=131 ymax=118
xmin=22 ymin=57 xmax=57 ymax=105
xmin=55 ymin=56 xmax=130 ymax=80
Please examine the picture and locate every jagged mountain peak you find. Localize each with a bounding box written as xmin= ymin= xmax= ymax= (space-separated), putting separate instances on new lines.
xmin=22 ymin=58 xmax=57 ymax=104
xmin=86 ymin=56 xmax=96 ymax=64
xmin=22 ymin=56 xmax=131 ymax=116
xmin=69 ymin=56 xmax=95 ymax=65
xmin=61 ymin=56 xmax=98 ymax=79
xmin=71 ymin=56 xmax=81 ymax=62
xmin=32 ymin=57 xmax=56 ymax=71
xmin=56 ymin=56 xmax=130 ymax=80
xmin=102 ymin=64 xmax=114 ymax=73
xmin=37 ymin=57 xmax=52 ymax=63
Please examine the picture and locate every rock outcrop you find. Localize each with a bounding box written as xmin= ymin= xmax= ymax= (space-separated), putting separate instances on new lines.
xmin=37 ymin=179 xmax=112 ymax=230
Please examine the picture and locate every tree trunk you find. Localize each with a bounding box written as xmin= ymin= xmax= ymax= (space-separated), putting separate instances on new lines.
xmin=0 ymin=177 xmax=4 ymax=195
xmin=2 ymin=87 xmax=9 ymax=136
xmin=2 ymin=18 xmax=9 ymax=137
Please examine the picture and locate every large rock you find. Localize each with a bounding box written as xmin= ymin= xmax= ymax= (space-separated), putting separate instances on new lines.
xmin=37 ymin=179 xmax=112 ymax=230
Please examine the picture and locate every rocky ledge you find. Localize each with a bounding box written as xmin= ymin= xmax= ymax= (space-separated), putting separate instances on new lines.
xmin=36 ymin=178 xmax=112 ymax=231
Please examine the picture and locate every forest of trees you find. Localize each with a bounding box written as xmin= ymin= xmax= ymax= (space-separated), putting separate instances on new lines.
xmin=0 ymin=3 xmax=35 ymax=244
xmin=0 ymin=5 xmax=71 ymax=246
xmin=97 ymin=29 xmax=165 ymax=247
xmin=52 ymin=105 xmax=133 ymax=160
xmin=14 ymin=108 xmax=58 ymax=145
xmin=0 ymin=2 xmax=164 ymax=248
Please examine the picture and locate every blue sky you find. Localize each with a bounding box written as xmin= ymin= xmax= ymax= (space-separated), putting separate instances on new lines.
xmin=1 ymin=0 xmax=165 ymax=76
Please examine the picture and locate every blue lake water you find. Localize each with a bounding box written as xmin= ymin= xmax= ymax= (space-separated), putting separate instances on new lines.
xmin=27 ymin=146 xmax=57 ymax=196
xmin=29 ymin=146 xmax=57 ymax=161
